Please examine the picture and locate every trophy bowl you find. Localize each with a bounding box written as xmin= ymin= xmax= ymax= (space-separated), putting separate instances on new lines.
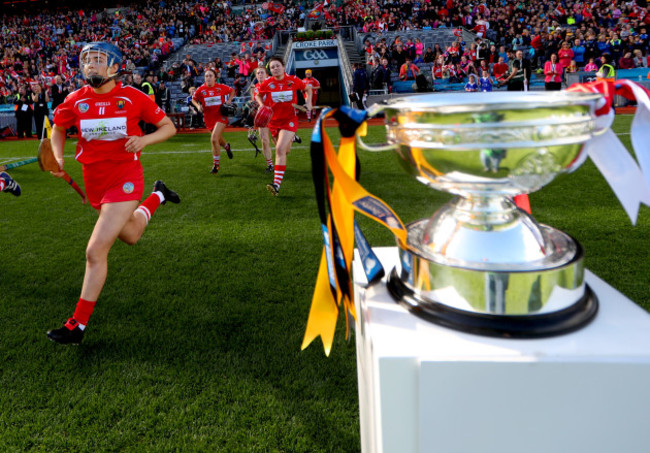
xmin=360 ymin=91 xmax=604 ymax=338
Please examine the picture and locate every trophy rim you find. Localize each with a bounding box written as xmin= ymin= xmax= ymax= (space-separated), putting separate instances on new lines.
xmin=382 ymin=91 xmax=602 ymax=114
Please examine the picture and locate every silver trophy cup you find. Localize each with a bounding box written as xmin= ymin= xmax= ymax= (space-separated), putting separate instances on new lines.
xmin=359 ymin=91 xmax=604 ymax=337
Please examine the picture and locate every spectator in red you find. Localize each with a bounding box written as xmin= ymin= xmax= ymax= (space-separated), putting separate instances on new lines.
xmin=492 ymin=56 xmax=509 ymax=82
xmin=248 ymin=53 xmax=259 ymax=77
xmin=446 ymin=41 xmax=462 ymax=64
xmin=233 ymin=74 xmax=248 ymax=97
xmin=399 ymin=56 xmax=420 ymax=81
xmin=619 ymin=51 xmax=636 ymax=69
xmin=431 ymin=55 xmax=445 ymax=81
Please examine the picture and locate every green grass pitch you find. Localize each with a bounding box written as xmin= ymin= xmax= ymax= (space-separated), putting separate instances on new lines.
xmin=0 ymin=117 xmax=647 ymax=451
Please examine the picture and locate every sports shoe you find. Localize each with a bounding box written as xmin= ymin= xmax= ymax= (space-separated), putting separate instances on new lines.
xmin=210 ymin=164 xmax=219 ymax=174
xmin=0 ymin=172 xmax=21 ymax=196
xmin=153 ymin=180 xmax=181 ymax=204
xmin=46 ymin=318 xmax=85 ymax=345
xmin=225 ymin=143 xmax=233 ymax=159
xmin=293 ymin=135 xmax=302 ymax=144
xmin=266 ymin=182 xmax=280 ymax=196
xmin=265 ymin=164 xmax=274 ymax=173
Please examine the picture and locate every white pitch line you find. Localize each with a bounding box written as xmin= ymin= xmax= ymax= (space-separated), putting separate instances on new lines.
xmin=0 ymin=146 xmax=311 ymax=161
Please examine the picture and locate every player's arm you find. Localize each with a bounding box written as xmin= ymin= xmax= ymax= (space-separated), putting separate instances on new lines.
xmin=125 ymin=116 xmax=176 ymax=153
xmin=254 ymin=92 xmax=265 ymax=107
xmin=50 ymin=124 xmax=67 ymax=176
xmin=191 ymin=98 xmax=203 ymax=113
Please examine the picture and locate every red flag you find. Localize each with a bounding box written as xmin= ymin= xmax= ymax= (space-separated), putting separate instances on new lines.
xmin=308 ymin=2 xmax=324 ymax=18
xmin=266 ymin=2 xmax=285 ymax=14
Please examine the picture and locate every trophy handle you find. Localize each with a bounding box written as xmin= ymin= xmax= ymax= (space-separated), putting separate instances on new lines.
xmin=356 ymin=103 xmax=398 ymax=152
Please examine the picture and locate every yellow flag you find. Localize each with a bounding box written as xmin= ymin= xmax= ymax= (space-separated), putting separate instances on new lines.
xmin=43 ymin=116 xmax=52 ymax=140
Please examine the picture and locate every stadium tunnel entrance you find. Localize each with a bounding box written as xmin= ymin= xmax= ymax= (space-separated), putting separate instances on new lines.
xmin=291 ymin=41 xmax=346 ymax=108
xmin=294 ymin=67 xmax=343 ymax=108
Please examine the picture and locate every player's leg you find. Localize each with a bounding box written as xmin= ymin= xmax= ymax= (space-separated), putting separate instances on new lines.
xmin=218 ymin=129 xmax=233 ymax=159
xmin=267 ymin=129 xmax=294 ymax=196
xmin=260 ymin=127 xmax=273 ymax=172
xmin=210 ymin=122 xmax=225 ymax=173
xmin=120 ymin=180 xmax=181 ymax=245
xmin=46 ymin=200 xmax=138 ymax=344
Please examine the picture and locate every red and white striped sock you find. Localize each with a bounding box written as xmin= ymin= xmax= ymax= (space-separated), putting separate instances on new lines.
xmin=72 ymin=297 xmax=96 ymax=330
xmin=273 ymin=165 xmax=286 ymax=187
xmin=0 ymin=179 xmax=5 ymax=191
xmin=213 ymin=155 xmax=220 ymax=167
xmin=266 ymin=158 xmax=273 ymax=167
xmin=135 ymin=192 xmax=162 ymax=225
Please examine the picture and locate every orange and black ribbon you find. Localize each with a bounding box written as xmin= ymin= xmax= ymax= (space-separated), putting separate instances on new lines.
xmin=302 ymin=106 xmax=407 ymax=355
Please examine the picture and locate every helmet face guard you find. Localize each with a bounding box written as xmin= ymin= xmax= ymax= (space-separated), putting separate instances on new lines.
xmin=80 ymin=42 xmax=123 ymax=88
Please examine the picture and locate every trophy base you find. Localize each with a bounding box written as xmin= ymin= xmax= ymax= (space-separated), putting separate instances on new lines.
xmin=387 ymin=268 xmax=598 ymax=338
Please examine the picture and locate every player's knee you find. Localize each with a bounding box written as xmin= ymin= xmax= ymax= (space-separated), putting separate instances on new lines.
xmin=85 ymin=242 xmax=110 ymax=265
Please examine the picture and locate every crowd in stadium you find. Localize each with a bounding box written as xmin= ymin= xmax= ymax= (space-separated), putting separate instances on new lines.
xmin=2 ymin=0 xmax=650 ymax=134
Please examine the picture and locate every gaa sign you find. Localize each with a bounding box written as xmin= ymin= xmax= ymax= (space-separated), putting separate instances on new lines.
xmin=294 ymin=47 xmax=339 ymax=68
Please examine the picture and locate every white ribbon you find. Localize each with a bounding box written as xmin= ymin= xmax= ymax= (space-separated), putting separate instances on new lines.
xmin=581 ymin=81 xmax=650 ymax=225
xmin=621 ymin=80 xmax=650 ymax=200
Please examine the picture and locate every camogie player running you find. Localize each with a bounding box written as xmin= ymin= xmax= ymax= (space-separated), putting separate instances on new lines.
xmin=46 ymin=42 xmax=180 ymax=344
xmin=252 ymin=66 xmax=274 ymax=173
xmin=301 ymin=69 xmax=320 ymax=122
xmin=255 ymin=57 xmax=312 ymax=196
xmin=192 ymin=68 xmax=234 ymax=174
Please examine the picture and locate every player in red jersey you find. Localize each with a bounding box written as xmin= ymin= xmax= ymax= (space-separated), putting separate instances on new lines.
xmin=252 ymin=66 xmax=274 ymax=173
xmin=302 ymin=69 xmax=320 ymax=122
xmin=192 ymin=68 xmax=234 ymax=174
xmin=46 ymin=42 xmax=180 ymax=345
xmin=255 ymin=57 xmax=312 ymax=196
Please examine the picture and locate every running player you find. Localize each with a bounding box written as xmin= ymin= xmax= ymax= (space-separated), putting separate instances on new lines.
xmin=192 ymin=68 xmax=234 ymax=174
xmin=255 ymin=57 xmax=312 ymax=196
xmin=0 ymin=171 xmax=21 ymax=196
xmin=46 ymin=42 xmax=180 ymax=345
xmin=301 ymin=69 xmax=320 ymax=122
xmin=252 ymin=67 xmax=274 ymax=173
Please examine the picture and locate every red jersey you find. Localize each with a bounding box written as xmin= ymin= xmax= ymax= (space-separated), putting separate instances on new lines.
xmin=253 ymin=82 xmax=269 ymax=110
xmin=302 ymin=76 xmax=320 ymax=92
xmin=53 ymin=82 xmax=165 ymax=165
xmin=302 ymin=76 xmax=320 ymax=103
xmin=253 ymin=82 xmax=266 ymax=102
xmin=192 ymin=83 xmax=233 ymax=127
xmin=258 ymin=74 xmax=306 ymax=129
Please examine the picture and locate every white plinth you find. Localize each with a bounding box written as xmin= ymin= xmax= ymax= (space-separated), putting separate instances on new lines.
xmin=353 ymin=247 xmax=650 ymax=453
